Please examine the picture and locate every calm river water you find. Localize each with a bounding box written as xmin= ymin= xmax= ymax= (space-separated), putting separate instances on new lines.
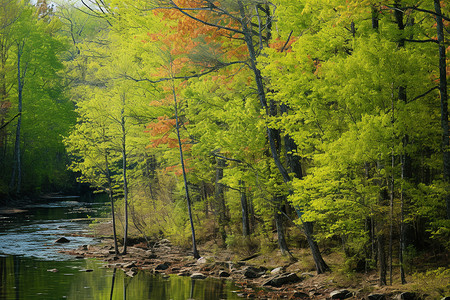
xmin=0 ymin=199 xmax=242 ymax=299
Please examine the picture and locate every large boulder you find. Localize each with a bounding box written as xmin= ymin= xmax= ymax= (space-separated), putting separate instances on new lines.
xmin=244 ymin=266 xmax=266 ymax=279
xmin=263 ymin=273 xmax=302 ymax=287
xmin=54 ymin=237 xmax=70 ymax=243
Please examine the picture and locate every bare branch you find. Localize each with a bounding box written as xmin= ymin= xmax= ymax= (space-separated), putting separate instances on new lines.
xmin=386 ymin=5 xmax=450 ymax=22
xmin=404 ymin=38 xmax=439 ymax=44
xmin=0 ymin=113 xmax=21 ymax=130
xmin=123 ymin=61 xmax=247 ymax=84
xmin=409 ymin=86 xmax=440 ymax=103
xmin=280 ymin=30 xmax=293 ymax=52
xmin=167 ymin=0 xmax=244 ymax=35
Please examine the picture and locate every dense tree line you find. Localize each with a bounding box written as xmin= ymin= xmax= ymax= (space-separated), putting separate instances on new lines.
xmin=0 ymin=0 xmax=76 ymax=199
xmin=0 ymin=0 xmax=448 ymax=286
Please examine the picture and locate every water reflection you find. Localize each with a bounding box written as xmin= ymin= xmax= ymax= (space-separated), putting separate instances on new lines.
xmin=0 ymin=256 xmax=242 ymax=299
xmin=0 ymin=200 xmax=243 ymax=299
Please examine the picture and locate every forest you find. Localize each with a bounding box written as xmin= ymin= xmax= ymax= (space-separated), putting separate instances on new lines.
xmin=0 ymin=0 xmax=449 ymax=291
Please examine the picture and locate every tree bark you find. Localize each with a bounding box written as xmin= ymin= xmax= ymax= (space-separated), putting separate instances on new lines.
xmin=237 ymin=0 xmax=328 ymax=273
xmin=120 ymin=95 xmax=129 ymax=255
xmin=105 ymin=152 xmax=119 ymax=256
xmin=275 ymin=202 xmax=290 ymax=256
xmin=10 ymin=41 xmax=26 ymax=195
xmin=172 ymin=78 xmax=199 ymax=259
xmin=434 ymin=0 xmax=450 ymax=220
xmin=215 ymin=157 xmax=227 ymax=242
xmin=239 ymin=180 xmax=250 ymax=237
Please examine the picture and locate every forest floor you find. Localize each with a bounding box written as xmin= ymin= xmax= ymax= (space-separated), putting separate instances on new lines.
xmin=61 ymin=222 xmax=450 ymax=300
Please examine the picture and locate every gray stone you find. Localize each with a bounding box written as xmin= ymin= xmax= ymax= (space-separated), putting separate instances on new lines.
xmin=126 ymin=270 xmax=137 ymax=277
xmin=123 ymin=262 xmax=136 ymax=269
xmin=270 ymin=267 xmax=283 ymax=275
xmin=55 ymin=237 xmax=70 ymax=243
xmin=368 ymin=294 xmax=386 ymax=300
xmin=155 ymin=262 xmax=170 ymax=270
xmin=219 ymin=270 xmax=230 ymax=277
xmin=330 ymin=289 xmax=353 ymax=299
xmin=190 ymin=273 xmax=207 ymax=279
xmin=263 ymin=273 xmax=301 ymax=287
xmin=196 ymin=257 xmax=207 ymax=264
xmin=244 ymin=266 xmax=264 ymax=279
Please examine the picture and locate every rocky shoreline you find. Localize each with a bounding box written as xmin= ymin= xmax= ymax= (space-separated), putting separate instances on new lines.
xmin=60 ymin=238 xmax=436 ymax=300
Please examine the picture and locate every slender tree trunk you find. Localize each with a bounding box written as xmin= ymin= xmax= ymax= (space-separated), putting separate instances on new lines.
xmin=239 ymin=180 xmax=250 ymax=237
xmin=120 ymin=94 xmax=129 ymax=255
xmin=105 ymin=152 xmax=119 ymax=256
xmin=400 ymin=153 xmax=406 ymax=284
xmin=275 ymin=202 xmax=290 ymax=256
xmin=171 ymin=78 xmax=200 ymax=259
xmin=10 ymin=41 xmax=25 ymax=194
xmin=215 ymin=157 xmax=227 ymax=242
xmin=378 ymin=228 xmax=387 ymax=286
xmin=434 ymin=0 xmax=450 ymax=219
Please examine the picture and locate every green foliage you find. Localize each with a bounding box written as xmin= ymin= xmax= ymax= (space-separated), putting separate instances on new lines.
xmin=56 ymin=0 xmax=450 ymax=282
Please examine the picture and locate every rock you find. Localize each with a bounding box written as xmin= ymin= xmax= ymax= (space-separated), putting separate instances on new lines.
xmin=397 ymin=292 xmax=418 ymax=300
xmin=263 ymin=273 xmax=301 ymax=287
xmin=196 ymin=257 xmax=208 ymax=264
xmin=368 ymin=294 xmax=386 ymax=300
xmin=47 ymin=268 xmax=58 ymax=272
xmin=293 ymin=291 xmax=310 ymax=298
xmin=177 ymin=270 xmax=191 ymax=276
xmin=75 ymin=255 xmax=84 ymax=259
xmin=123 ymin=262 xmax=136 ymax=269
xmin=219 ymin=270 xmax=230 ymax=277
xmin=190 ymin=273 xmax=207 ymax=279
xmin=270 ymin=267 xmax=284 ymax=275
xmin=55 ymin=237 xmax=70 ymax=243
xmin=155 ymin=262 xmax=170 ymax=270
xmin=126 ymin=270 xmax=138 ymax=277
xmin=330 ymin=289 xmax=353 ymax=299
xmin=244 ymin=266 xmax=263 ymax=279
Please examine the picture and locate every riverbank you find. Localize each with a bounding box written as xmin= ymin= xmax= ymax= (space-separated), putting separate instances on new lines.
xmin=61 ymin=236 xmax=448 ymax=300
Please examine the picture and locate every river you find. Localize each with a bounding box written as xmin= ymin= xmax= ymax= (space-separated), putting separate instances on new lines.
xmin=0 ymin=198 xmax=242 ymax=299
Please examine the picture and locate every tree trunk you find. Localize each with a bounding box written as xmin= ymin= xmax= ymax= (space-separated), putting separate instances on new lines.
xmin=237 ymin=0 xmax=328 ymax=273
xmin=377 ymin=229 xmax=387 ymax=286
xmin=120 ymin=96 xmax=129 ymax=255
xmin=239 ymin=180 xmax=250 ymax=237
xmin=172 ymin=79 xmax=199 ymax=259
xmin=275 ymin=202 xmax=290 ymax=256
xmin=105 ymin=152 xmax=119 ymax=256
xmin=215 ymin=157 xmax=227 ymax=242
xmin=10 ymin=41 xmax=25 ymax=194
xmin=434 ymin=0 xmax=450 ymax=220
